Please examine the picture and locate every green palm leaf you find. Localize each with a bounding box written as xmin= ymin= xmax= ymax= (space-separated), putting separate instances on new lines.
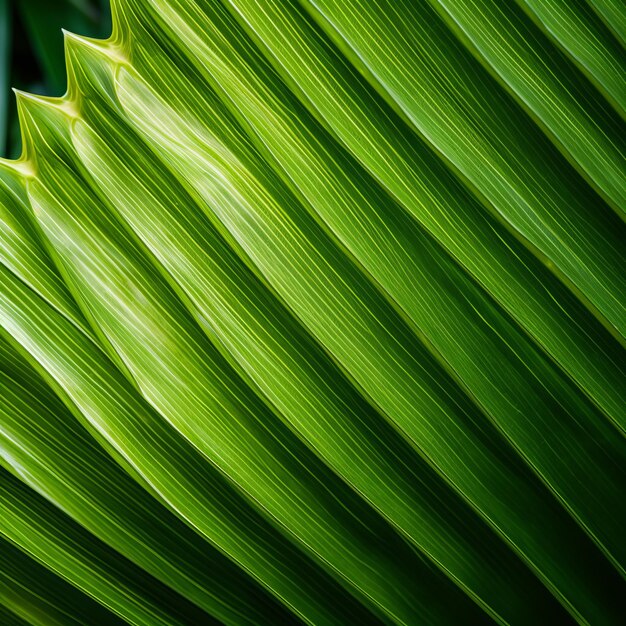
xmin=0 ymin=0 xmax=624 ymax=624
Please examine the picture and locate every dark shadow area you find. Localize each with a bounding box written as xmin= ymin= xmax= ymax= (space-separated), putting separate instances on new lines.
xmin=1 ymin=0 xmax=111 ymax=158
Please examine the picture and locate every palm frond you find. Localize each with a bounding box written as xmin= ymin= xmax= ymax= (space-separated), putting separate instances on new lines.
xmin=0 ymin=1 xmax=624 ymax=624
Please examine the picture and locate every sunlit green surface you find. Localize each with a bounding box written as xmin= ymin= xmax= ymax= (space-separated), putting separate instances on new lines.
xmin=0 ymin=1 xmax=624 ymax=624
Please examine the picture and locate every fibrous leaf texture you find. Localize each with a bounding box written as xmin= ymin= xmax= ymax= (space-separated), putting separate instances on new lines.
xmin=0 ymin=1 xmax=624 ymax=625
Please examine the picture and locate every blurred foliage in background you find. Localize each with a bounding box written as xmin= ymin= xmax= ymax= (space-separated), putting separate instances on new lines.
xmin=0 ymin=0 xmax=111 ymax=158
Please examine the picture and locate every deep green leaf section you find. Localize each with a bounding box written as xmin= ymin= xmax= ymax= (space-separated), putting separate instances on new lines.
xmin=0 ymin=336 xmax=299 ymax=626
xmin=302 ymin=0 xmax=626 ymax=336
xmin=0 ymin=534 xmax=126 ymax=626
xmin=0 ymin=0 xmax=624 ymax=625
xmin=520 ymin=0 xmax=626 ymax=115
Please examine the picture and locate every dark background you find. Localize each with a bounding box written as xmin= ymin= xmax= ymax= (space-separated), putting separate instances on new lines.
xmin=1 ymin=0 xmax=111 ymax=158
